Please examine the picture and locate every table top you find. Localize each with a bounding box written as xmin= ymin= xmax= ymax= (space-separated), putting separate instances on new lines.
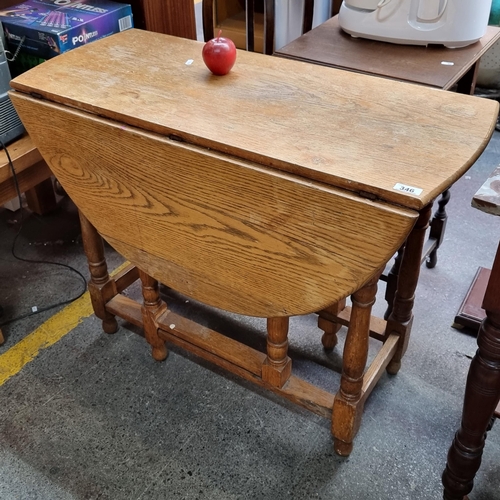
xmin=473 ymin=166 xmax=500 ymax=216
xmin=10 ymin=29 xmax=498 ymax=210
xmin=275 ymin=16 xmax=500 ymax=90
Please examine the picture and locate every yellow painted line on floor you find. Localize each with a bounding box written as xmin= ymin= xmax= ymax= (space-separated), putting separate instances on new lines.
xmin=0 ymin=261 xmax=131 ymax=386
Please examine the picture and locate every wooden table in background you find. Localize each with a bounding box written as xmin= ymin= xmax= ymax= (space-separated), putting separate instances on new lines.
xmin=442 ymin=166 xmax=500 ymax=500
xmin=9 ymin=30 xmax=498 ymax=456
xmin=275 ymin=15 xmax=500 ymax=92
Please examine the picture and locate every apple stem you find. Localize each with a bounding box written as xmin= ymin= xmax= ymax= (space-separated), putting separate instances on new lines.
xmin=217 ymin=29 xmax=222 ymax=41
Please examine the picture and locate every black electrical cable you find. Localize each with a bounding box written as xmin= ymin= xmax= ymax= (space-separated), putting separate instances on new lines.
xmin=0 ymin=138 xmax=87 ymax=327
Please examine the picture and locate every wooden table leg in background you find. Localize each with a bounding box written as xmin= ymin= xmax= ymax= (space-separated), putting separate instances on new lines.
xmin=426 ymin=189 xmax=450 ymax=269
xmin=422 ymin=61 xmax=477 ymax=272
xmin=318 ymin=298 xmax=346 ymax=350
xmin=384 ymin=200 xmax=436 ymax=321
xmin=456 ymin=61 xmax=480 ymax=96
xmin=442 ymin=241 xmax=500 ymax=500
xmin=383 ymin=245 xmax=405 ymax=321
xmin=332 ymin=0 xmax=342 ymax=15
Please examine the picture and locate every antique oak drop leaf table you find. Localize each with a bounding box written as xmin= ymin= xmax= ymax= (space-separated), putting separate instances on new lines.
xmin=8 ymin=30 xmax=499 ymax=456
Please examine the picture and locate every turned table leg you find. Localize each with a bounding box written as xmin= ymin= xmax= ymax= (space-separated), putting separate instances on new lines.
xmin=386 ymin=204 xmax=433 ymax=375
xmin=139 ymin=270 xmax=168 ymax=361
xmin=332 ymin=271 xmax=380 ymax=456
xmin=262 ymin=317 xmax=292 ymax=388
xmin=78 ymin=211 xmax=118 ymax=334
xmin=427 ymin=189 xmax=450 ymax=269
xmin=442 ymin=242 xmax=500 ymax=500
xmin=318 ymin=298 xmax=346 ymax=350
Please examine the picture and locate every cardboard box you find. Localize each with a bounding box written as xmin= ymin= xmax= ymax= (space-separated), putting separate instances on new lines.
xmin=0 ymin=0 xmax=133 ymax=59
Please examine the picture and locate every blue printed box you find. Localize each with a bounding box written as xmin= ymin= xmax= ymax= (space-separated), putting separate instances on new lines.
xmin=0 ymin=0 xmax=133 ymax=59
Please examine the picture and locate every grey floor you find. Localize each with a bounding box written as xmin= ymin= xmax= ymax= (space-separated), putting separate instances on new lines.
xmin=1 ymin=130 xmax=500 ymax=500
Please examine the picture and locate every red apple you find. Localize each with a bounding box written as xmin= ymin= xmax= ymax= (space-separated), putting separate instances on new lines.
xmin=202 ymin=30 xmax=237 ymax=76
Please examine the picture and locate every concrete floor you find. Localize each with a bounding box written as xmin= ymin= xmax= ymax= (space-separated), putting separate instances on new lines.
xmin=1 ymin=130 xmax=500 ymax=500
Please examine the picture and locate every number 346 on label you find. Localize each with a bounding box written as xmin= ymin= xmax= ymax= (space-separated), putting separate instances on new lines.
xmin=393 ymin=183 xmax=423 ymax=196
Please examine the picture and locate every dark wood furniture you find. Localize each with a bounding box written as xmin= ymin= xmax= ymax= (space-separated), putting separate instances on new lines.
xmin=127 ymin=0 xmax=196 ymax=39
xmin=331 ymin=0 xmax=341 ymax=16
xmin=276 ymin=16 xmax=500 ymax=92
xmin=9 ymin=30 xmax=498 ymax=456
xmin=203 ymin=0 xmax=315 ymax=55
xmin=442 ymin=166 xmax=500 ymax=499
xmin=454 ymin=267 xmax=491 ymax=333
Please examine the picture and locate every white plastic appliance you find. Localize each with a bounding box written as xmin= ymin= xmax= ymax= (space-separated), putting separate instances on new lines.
xmin=338 ymin=0 xmax=493 ymax=48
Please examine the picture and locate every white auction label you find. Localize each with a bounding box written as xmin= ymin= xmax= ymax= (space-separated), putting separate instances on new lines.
xmin=393 ymin=183 xmax=423 ymax=195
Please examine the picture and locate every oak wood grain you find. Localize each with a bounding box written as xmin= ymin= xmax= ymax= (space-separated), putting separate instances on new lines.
xmin=11 ymin=93 xmax=417 ymax=317
xmin=10 ymin=30 xmax=498 ymax=210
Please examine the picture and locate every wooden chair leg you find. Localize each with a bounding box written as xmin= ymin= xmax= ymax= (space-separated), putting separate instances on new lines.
xmin=262 ymin=316 xmax=292 ymax=388
xmin=78 ymin=210 xmax=118 ymax=334
xmin=318 ymin=298 xmax=346 ymax=350
xmin=139 ymin=270 xmax=168 ymax=361
xmin=332 ymin=271 xmax=380 ymax=456
xmin=456 ymin=61 xmax=480 ymax=96
xmin=386 ymin=204 xmax=433 ymax=374
xmin=442 ymin=243 xmax=500 ymax=500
